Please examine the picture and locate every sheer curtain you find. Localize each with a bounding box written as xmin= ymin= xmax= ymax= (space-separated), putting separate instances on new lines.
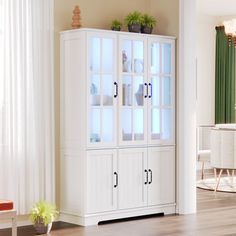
xmin=0 ymin=0 xmax=54 ymax=214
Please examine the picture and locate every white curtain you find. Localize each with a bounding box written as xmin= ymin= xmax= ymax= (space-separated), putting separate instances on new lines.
xmin=0 ymin=0 xmax=54 ymax=214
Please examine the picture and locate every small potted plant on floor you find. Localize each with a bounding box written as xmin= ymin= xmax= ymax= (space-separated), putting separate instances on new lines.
xmin=111 ymin=19 xmax=122 ymax=31
xmin=124 ymin=11 xmax=142 ymax=33
xmin=29 ymin=201 xmax=58 ymax=235
xmin=141 ymin=13 xmax=157 ymax=34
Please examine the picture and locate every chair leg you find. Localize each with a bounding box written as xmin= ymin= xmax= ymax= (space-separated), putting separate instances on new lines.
xmin=215 ymin=169 xmax=223 ymax=192
xmin=201 ymin=162 xmax=205 ymax=179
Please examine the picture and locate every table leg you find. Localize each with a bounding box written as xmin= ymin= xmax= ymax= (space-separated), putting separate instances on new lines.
xmin=214 ymin=168 xmax=217 ymax=182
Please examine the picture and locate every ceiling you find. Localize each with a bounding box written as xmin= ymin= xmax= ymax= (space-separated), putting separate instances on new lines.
xmin=197 ymin=0 xmax=236 ymax=16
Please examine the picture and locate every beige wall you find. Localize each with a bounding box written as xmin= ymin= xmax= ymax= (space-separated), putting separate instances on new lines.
xmin=150 ymin=0 xmax=179 ymax=36
xmin=54 ymin=0 xmax=179 ymax=206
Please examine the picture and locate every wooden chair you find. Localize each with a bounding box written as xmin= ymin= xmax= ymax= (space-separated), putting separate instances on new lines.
xmin=0 ymin=200 xmax=17 ymax=236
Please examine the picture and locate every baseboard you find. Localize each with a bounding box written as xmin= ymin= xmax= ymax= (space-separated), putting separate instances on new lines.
xmin=60 ymin=204 xmax=176 ymax=226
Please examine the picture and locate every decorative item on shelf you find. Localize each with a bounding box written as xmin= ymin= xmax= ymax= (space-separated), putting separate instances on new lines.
xmin=124 ymin=11 xmax=142 ymax=33
xmin=122 ymin=84 xmax=132 ymax=106
xmin=71 ymin=5 xmax=82 ymax=29
xmin=111 ymin=19 xmax=122 ymax=31
xmin=90 ymin=83 xmax=98 ymax=95
xmin=29 ymin=201 xmax=58 ymax=235
xmin=141 ymin=13 xmax=156 ymax=34
xmin=122 ymin=50 xmax=131 ymax=72
xmin=122 ymin=130 xmax=132 ymax=141
xmin=134 ymin=59 xmax=143 ymax=73
xmin=90 ymin=133 xmax=100 ymax=142
xmin=135 ymin=84 xmax=144 ymax=106
xmin=92 ymin=95 xmax=100 ymax=106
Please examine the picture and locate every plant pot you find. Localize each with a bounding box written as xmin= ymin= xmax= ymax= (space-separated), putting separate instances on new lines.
xmin=34 ymin=222 xmax=52 ymax=235
xmin=141 ymin=26 xmax=153 ymax=34
xmin=128 ymin=24 xmax=141 ymax=33
xmin=111 ymin=26 xmax=121 ymax=31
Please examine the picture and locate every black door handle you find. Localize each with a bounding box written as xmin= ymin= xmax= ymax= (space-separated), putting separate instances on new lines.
xmin=144 ymin=169 xmax=148 ymax=184
xmin=148 ymin=169 xmax=152 ymax=184
xmin=148 ymin=83 xmax=152 ymax=98
xmin=114 ymin=172 xmax=118 ymax=188
xmin=114 ymin=82 xmax=118 ymax=98
xmin=144 ymin=83 xmax=148 ymax=98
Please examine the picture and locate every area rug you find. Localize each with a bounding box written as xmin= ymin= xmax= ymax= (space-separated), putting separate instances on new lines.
xmin=197 ymin=177 xmax=236 ymax=193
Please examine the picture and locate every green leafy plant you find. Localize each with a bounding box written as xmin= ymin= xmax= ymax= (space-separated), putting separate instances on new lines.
xmin=111 ymin=19 xmax=122 ymax=30
xmin=141 ymin=14 xmax=157 ymax=28
xmin=29 ymin=201 xmax=58 ymax=226
xmin=124 ymin=11 xmax=142 ymax=26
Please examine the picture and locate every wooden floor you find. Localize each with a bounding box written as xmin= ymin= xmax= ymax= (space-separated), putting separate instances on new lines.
xmin=1 ymin=170 xmax=236 ymax=236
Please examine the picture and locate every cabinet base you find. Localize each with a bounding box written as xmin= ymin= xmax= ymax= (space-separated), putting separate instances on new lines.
xmin=60 ymin=204 xmax=176 ymax=226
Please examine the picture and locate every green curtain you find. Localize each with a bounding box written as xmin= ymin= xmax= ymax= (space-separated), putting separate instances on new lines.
xmin=215 ymin=26 xmax=235 ymax=124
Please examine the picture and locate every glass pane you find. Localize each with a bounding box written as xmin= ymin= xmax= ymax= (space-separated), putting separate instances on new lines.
xmin=133 ymin=41 xmax=144 ymax=73
xmin=102 ymin=38 xmax=113 ymax=73
xmin=102 ymin=108 xmax=113 ymax=142
xmin=122 ymin=108 xmax=132 ymax=141
xmin=134 ymin=109 xmax=144 ymax=140
xmin=90 ymin=108 xmax=101 ymax=143
xmin=151 ymin=76 xmax=160 ymax=106
xmin=90 ymin=74 xmax=101 ymax=106
xmin=122 ymin=40 xmax=132 ymax=72
xmin=163 ymin=76 xmax=171 ymax=106
xmin=134 ymin=76 xmax=144 ymax=106
xmin=150 ymin=43 xmax=160 ymax=74
xmin=162 ymin=109 xmax=171 ymax=140
xmin=102 ymin=75 xmax=113 ymax=106
xmin=90 ymin=37 xmax=101 ymax=71
xmin=122 ymin=76 xmax=132 ymax=106
xmin=162 ymin=43 xmax=171 ymax=74
xmin=152 ymin=108 xmax=161 ymax=140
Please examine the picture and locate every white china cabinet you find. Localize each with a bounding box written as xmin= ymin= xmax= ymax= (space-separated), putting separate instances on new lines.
xmin=60 ymin=28 xmax=176 ymax=226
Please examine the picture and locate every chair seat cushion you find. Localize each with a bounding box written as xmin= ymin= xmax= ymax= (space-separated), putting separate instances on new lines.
xmin=0 ymin=200 xmax=13 ymax=211
xmin=198 ymin=150 xmax=211 ymax=162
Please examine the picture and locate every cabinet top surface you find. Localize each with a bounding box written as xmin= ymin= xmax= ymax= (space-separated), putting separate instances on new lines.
xmin=60 ymin=27 xmax=176 ymax=40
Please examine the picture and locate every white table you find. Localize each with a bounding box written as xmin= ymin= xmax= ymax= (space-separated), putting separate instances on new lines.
xmin=211 ymin=124 xmax=236 ymax=191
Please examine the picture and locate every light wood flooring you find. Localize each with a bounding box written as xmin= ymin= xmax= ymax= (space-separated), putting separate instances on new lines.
xmin=1 ymin=170 xmax=236 ymax=236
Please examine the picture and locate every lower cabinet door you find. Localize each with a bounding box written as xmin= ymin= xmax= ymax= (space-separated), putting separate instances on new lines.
xmin=86 ymin=149 xmax=117 ymax=213
xmin=147 ymin=146 xmax=175 ymax=206
xmin=118 ymin=148 xmax=148 ymax=209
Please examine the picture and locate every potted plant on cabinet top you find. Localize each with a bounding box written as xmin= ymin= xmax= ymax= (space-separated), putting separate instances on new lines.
xmin=141 ymin=13 xmax=156 ymax=34
xmin=124 ymin=11 xmax=142 ymax=33
xmin=29 ymin=201 xmax=58 ymax=235
xmin=111 ymin=19 xmax=122 ymax=31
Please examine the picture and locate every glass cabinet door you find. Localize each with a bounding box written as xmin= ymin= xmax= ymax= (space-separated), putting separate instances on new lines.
xmin=119 ymin=37 xmax=147 ymax=145
xmin=88 ymin=34 xmax=117 ymax=146
xmin=148 ymin=40 xmax=174 ymax=145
